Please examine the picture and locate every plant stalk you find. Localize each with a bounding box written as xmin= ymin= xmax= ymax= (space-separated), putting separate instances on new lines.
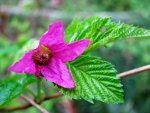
xmin=36 ymin=78 xmax=42 ymax=101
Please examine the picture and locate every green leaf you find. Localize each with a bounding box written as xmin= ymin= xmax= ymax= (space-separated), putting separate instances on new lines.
xmin=0 ymin=74 xmax=36 ymax=106
xmin=61 ymin=55 xmax=124 ymax=103
xmin=65 ymin=16 xmax=150 ymax=52
xmin=0 ymin=80 xmax=23 ymax=106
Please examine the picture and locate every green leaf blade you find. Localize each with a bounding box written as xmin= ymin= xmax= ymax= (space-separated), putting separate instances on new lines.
xmin=0 ymin=74 xmax=36 ymax=106
xmin=97 ymin=23 xmax=150 ymax=46
xmin=61 ymin=55 xmax=124 ymax=104
xmin=0 ymin=80 xmax=23 ymax=106
xmin=65 ymin=16 xmax=150 ymax=53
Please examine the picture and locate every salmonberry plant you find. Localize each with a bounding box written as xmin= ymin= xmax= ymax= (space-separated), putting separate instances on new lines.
xmin=0 ymin=16 xmax=150 ymax=111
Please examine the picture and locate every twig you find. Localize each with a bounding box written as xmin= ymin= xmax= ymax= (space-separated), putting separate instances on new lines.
xmin=0 ymin=65 xmax=150 ymax=112
xmin=44 ymin=92 xmax=64 ymax=101
xmin=118 ymin=64 xmax=150 ymax=78
xmin=21 ymin=95 xmax=49 ymax=113
xmin=0 ymin=103 xmax=32 ymax=112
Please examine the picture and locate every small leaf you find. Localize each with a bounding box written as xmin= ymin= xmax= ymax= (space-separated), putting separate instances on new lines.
xmin=61 ymin=55 xmax=124 ymax=103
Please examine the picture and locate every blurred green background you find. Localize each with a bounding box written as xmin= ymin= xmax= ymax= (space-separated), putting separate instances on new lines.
xmin=0 ymin=0 xmax=150 ymax=113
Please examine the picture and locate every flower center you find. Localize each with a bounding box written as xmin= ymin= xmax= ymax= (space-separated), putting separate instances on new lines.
xmin=32 ymin=45 xmax=52 ymax=65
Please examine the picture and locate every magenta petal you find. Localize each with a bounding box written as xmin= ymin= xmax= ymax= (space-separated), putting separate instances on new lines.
xmin=41 ymin=57 xmax=75 ymax=89
xmin=39 ymin=21 xmax=64 ymax=47
xmin=8 ymin=50 xmax=36 ymax=75
xmin=53 ymin=39 xmax=91 ymax=62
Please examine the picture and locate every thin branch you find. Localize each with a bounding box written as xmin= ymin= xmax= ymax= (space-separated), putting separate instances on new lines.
xmin=21 ymin=95 xmax=49 ymax=113
xmin=0 ymin=65 xmax=150 ymax=112
xmin=44 ymin=92 xmax=64 ymax=101
xmin=0 ymin=103 xmax=32 ymax=112
xmin=118 ymin=64 xmax=150 ymax=78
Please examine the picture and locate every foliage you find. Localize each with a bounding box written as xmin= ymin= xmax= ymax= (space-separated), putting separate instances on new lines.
xmin=0 ymin=14 xmax=150 ymax=113
xmin=65 ymin=17 xmax=150 ymax=52
xmin=0 ymin=74 xmax=36 ymax=106
xmin=63 ymin=55 xmax=123 ymax=103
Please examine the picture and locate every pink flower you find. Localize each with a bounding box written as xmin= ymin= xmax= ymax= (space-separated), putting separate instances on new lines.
xmin=8 ymin=21 xmax=90 ymax=89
